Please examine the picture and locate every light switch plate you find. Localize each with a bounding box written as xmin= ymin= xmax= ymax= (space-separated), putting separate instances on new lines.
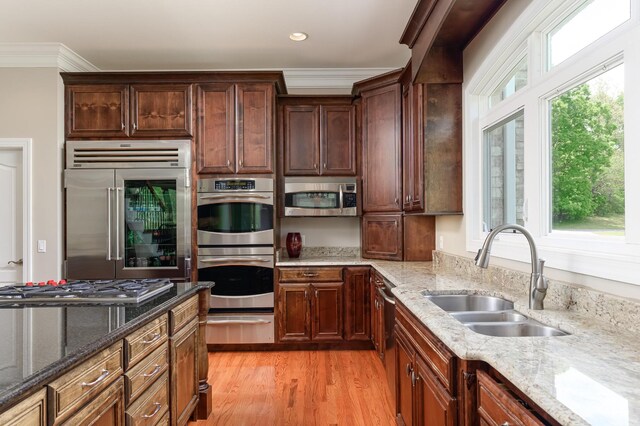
xmin=37 ymin=240 xmax=46 ymax=253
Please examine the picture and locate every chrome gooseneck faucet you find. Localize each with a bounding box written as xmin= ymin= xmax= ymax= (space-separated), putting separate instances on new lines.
xmin=474 ymin=224 xmax=548 ymax=310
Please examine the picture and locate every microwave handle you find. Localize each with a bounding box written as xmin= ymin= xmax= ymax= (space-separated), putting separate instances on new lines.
xmin=339 ymin=184 xmax=344 ymax=212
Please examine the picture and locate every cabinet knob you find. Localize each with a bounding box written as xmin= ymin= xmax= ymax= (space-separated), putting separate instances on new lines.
xmin=239 ymin=159 xmax=243 ymax=167
xmin=315 ymin=289 xmax=319 ymax=298
xmin=313 ymin=163 xmax=317 ymax=169
xmin=501 ymin=423 xmax=510 ymax=426
xmin=395 ymin=197 xmax=399 ymax=205
xmin=226 ymin=159 xmax=231 ymax=167
xmin=120 ymin=122 xmax=125 ymax=131
xmin=132 ymin=122 xmax=138 ymax=131
xmin=304 ymin=290 xmax=308 ymax=300
xmin=323 ymin=162 xmax=327 ymax=169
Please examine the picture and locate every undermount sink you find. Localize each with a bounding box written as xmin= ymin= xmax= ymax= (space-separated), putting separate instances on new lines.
xmin=422 ymin=293 xmax=514 ymax=311
xmin=465 ymin=322 xmax=569 ymax=337
xmin=450 ymin=311 xmax=527 ymax=323
xmin=422 ymin=292 xmax=569 ymax=337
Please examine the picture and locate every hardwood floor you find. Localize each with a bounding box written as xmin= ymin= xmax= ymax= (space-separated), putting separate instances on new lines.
xmin=190 ymin=350 xmax=396 ymax=426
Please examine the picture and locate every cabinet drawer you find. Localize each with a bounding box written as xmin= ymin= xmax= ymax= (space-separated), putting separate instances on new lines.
xmin=0 ymin=388 xmax=46 ymax=426
xmin=48 ymin=342 xmax=123 ymax=424
xmin=279 ymin=267 xmax=343 ymax=282
xmin=126 ymin=315 xmax=168 ymax=369
xmin=126 ymin=371 xmax=170 ymax=426
xmin=125 ymin=343 xmax=169 ymax=405
xmin=170 ymin=295 xmax=198 ymax=335
xmin=477 ymin=370 xmax=544 ymax=426
xmin=396 ymin=304 xmax=455 ymax=392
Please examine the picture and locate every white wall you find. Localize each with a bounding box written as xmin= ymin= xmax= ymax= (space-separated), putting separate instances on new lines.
xmin=436 ymin=0 xmax=640 ymax=301
xmin=0 ymin=68 xmax=64 ymax=281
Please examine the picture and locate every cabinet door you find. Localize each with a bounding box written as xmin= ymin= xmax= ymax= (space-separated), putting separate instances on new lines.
xmin=236 ymin=83 xmax=274 ymax=174
xmin=62 ymin=377 xmax=125 ymax=426
xmin=171 ymin=319 xmax=199 ymax=426
xmin=311 ymin=282 xmax=344 ymax=341
xmin=402 ymin=82 xmax=424 ymax=212
xmin=0 ymin=388 xmax=46 ymax=426
xmin=196 ymin=83 xmax=236 ymax=174
xmin=130 ymin=84 xmax=192 ymax=137
xmin=321 ymin=105 xmax=356 ymax=176
xmin=344 ymin=267 xmax=370 ymax=341
xmin=362 ymin=83 xmax=402 ymax=212
xmin=283 ymin=105 xmax=320 ymax=175
xmin=362 ymin=213 xmax=403 ymax=260
xmin=66 ymin=84 xmax=129 ymax=138
xmin=415 ymin=356 xmax=457 ymax=426
xmin=278 ymin=283 xmax=311 ymax=342
xmin=395 ymin=328 xmax=414 ymax=426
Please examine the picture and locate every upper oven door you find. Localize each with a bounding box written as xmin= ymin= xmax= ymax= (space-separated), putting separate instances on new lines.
xmin=197 ymin=192 xmax=274 ymax=245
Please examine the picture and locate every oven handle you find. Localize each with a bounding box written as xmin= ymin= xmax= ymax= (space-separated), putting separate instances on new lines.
xmin=207 ymin=318 xmax=272 ymax=325
xmin=200 ymin=194 xmax=272 ymax=200
xmin=339 ymin=184 xmax=344 ymax=213
xmin=200 ymin=257 xmax=272 ymax=264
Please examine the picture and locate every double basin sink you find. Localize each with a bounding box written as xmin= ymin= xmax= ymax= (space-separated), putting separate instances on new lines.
xmin=422 ymin=293 xmax=569 ymax=337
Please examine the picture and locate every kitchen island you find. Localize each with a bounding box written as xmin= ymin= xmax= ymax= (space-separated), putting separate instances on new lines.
xmin=278 ymin=253 xmax=640 ymax=425
xmin=0 ymin=281 xmax=213 ymax=425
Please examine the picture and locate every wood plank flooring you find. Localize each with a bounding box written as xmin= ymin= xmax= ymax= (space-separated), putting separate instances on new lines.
xmin=190 ymin=350 xmax=396 ymax=426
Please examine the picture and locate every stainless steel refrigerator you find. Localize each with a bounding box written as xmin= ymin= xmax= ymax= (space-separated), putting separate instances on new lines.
xmin=64 ymin=140 xmax=191 ymax=280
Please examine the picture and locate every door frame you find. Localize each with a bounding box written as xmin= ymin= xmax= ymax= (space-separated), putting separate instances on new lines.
xmin=0 ymin=138 xmax=32 ymax=282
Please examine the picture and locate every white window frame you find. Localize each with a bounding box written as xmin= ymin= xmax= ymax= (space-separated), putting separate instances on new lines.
xmin=465 ymin=0 xmax=640 ymax=285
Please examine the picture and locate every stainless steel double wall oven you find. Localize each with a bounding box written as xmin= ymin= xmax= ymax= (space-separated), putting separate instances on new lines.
xmin=197 ymin=178 xmax=275 ymax=344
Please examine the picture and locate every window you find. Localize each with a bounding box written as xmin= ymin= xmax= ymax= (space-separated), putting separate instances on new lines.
xmin=483 ymin=111 xmax=525 ymax=231
xmin=465 ymin=0 xmax=640 ymax=284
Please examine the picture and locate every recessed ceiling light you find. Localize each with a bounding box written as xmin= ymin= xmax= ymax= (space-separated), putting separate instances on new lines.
xmin=289 ymin=32 xmax=308 ymax=42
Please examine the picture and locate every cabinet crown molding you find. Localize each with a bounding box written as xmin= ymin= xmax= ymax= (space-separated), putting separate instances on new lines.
xmin=0 ymin=42 xmax=99 ymax=72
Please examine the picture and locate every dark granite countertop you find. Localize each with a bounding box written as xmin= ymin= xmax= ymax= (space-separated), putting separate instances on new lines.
xmin=0 ymin=281 xmax=213 ymax=410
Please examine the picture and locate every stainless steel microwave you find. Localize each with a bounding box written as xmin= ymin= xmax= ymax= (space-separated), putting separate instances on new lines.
xmin=284 ymin=179 xmax=358 ymax=217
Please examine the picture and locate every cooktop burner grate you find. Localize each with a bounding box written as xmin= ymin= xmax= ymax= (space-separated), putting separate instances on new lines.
xmin=0 ymin=279 xmax=174 ymax=305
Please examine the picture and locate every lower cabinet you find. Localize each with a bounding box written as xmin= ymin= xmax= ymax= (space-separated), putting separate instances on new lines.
xmin=344 ymin=267 xmax=371 ymax=341
xmin=395 ymin=302 xmax=457 ymax=426
xmin=0 ymin=388 xmax=47 ymax=426
xmin=170 ymin=318 xmax=199 ymax=426
xmin=370 ymin=271 xmax=385 ymax=359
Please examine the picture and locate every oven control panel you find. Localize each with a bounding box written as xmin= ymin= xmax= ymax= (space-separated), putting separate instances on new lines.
xmin=214 ymin=180 xmax=256 ymax=191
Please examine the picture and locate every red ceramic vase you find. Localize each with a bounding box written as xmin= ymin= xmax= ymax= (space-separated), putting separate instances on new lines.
xmin=286 ymin=232 xmax=302 ymax=258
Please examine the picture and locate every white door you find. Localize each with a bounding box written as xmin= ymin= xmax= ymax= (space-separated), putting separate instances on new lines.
xmin=0 ymin=148 xmax=23 ymax=284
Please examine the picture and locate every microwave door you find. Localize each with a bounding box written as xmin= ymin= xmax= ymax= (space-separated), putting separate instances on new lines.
xmin=65 ymin=169 xmax=116 ymax=279
xmin=114 ymin=169 xmax=190 ymax=279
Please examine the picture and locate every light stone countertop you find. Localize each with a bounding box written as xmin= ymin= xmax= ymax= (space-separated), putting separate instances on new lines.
xmin=277 ymin=256 xmax=640 ymax=426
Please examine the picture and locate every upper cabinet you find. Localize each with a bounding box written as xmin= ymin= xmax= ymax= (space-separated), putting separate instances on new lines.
xmin=130 ymin=84 xmax=192 ymax=137
xmin=354 ymin=71 xmax=403 ymax=213
xmin=65 ymin=84 xmax=129 ymax=138
xmin=279 ymin=97 xmax=356 ymax=176
xmin=401 ymin=65 xmax=424 ymax=212
xmin=197 ymin=82 xmax=275 ymax=174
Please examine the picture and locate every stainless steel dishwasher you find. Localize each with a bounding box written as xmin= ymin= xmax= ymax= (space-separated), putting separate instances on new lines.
xmin=378 ymin=277 xmax=396 ymax=401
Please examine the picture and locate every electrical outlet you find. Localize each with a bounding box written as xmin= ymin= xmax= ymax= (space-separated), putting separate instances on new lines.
xmin=302 ymin=235 xmax=306 ymax=245
xmin=439 ymin=236 xmax=444 ymax=250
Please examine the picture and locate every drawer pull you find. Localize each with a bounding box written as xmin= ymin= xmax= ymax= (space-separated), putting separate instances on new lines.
xmin=142 ymin=332 xmax=161 ymax=345
xmin=81 ymin=369 xmax=109 ymax=387
xmin=142 ymin=364 xmax=162 ymax=378
xmin=501 ymin=423 xmax=510 ymax=426
xmin=302 ymin=272 xmax=319 ymax=277
xmin=141 ymin=402 xmax=162 ymax=419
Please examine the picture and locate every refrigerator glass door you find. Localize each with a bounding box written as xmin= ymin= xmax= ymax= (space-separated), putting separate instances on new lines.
xmin=65 ymin=169 xmax=116 ymax=279
xmin=116 ymin=169 xmax=189 ymax=279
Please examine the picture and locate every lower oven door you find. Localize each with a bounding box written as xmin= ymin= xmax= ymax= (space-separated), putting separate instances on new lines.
xmin=197 ymin=247 xmax=274 ymax=310
xmin=206 ymin=313 xmax=274 ymax=344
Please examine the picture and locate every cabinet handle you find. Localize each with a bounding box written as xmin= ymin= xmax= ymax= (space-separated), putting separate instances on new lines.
xmin=132 ymin=122 xmax=138 ymax=131
xmin=501 ymin=423 xmax=510 ymax=426
xmin=405 ymin=363 xmax=412 ymax=376
xmin=227 ymin=159 xmax=231 ymax=167
xmin=304 ymin=290 xmax=308 ymax=300
xmin=141 ymin=402 xmax=162 ymax=419
xmin=313 ymin=163 xmax=317 ymax=169
xmin=81 ymin=369 xmax=109 ymax=387
xmin=323 ymin=162 xmax=327 ymax=169
xmin=120 ymin=122 xmax=125 ymax=131
xmin=302 ymin=272 xmax=319 ymax=277
xmin=408 ymin=195 xmax=412 ymax=201
xmin=239 ymin=159 xmax=243 ymax=167
xmin=142 ymin=332 xmax=161 ymax=345
xmin=411 ymin=370 xmax=417 ymax=387
xmin=142 ymin=364 xmax=161 ymax=378
xmin=315 ymin=289 xmax=319 ymax=298
xmin=395 ymin=197 xmax=399 ymax=205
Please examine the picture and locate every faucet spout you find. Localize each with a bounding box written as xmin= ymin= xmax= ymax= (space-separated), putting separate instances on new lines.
xmin=474 ymin=224 xmax=547 ymax=310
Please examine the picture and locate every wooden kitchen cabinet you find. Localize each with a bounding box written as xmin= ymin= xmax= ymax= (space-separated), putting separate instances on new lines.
xmin=277 ymin=267 xmax=346 ymax=343
xmin=357 ymin=72 xmax=402 ymax=212
xmin=370 ymin=271 xmax=385 ymax=359
xmin=0 ymin=388 xmax=46 ymax=426
xmin=65 ymin=84 xmax=129 ymax=138
xmin=401 ymin=65 xmax=424 ymax=212
xmin=197 ymin=82 xmax=274 ymax=174
xmin=395 ymin=302 xmax=457 ymax=426
xmin=362 ymin=214 xmax=403 ymax=261
xmin=130 ymin=84 xmax=192 ymax=137
xmin=280 ymin=97 xmax=356 ymax=176
xmin=344 ymin=267 xmax=370 ymax=341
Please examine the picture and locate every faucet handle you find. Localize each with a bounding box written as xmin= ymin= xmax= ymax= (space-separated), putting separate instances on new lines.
xmin=536 ymin=259 xmax=548 ymax=291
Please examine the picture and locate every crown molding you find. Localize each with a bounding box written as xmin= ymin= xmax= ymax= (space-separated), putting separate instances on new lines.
xmin=282 ymin=68 xmax=397 ymax=90
xmin=0 ymin=43 xmax=99 ymax=72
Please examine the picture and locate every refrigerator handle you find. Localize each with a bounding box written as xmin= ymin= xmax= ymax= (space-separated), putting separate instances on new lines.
xmin=115 ymin=187 xmax=123 ymax=260
xmin=107 ymin=187 xmax=113 ymax=261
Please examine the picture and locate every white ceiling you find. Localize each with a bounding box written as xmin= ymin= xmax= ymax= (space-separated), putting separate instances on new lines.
xmin=0 ymin=0 xmax=417 ymax=71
